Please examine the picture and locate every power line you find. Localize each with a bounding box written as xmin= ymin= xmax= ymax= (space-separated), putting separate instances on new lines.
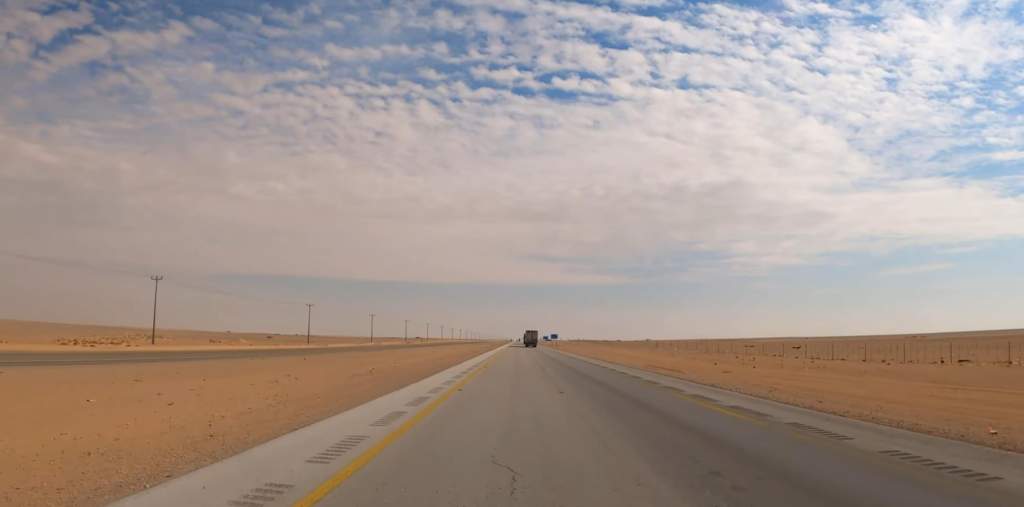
xmin=8 ymin=250 xmax=511 ymax=340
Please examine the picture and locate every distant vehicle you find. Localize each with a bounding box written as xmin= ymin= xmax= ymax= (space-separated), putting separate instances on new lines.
xmin=550 ymin=333 xmax=559 ymax=340
xmin=523 ymin=330 xmax=539 ymax=348
xmin=543 ymin=335 xmax=549 ymax=341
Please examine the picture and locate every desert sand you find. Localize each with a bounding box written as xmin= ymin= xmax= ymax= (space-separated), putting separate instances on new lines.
xmin=557 ymin=334 xmax=1024 ymax=455
xmin=0 ymin=318 xmax=419 ymax=350
xmin=0 ymin=335 xmax=498 ymax=507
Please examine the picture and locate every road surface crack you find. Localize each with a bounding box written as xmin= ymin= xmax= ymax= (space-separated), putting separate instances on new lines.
xmin=490 ymin=454 xmax=520 ymax=498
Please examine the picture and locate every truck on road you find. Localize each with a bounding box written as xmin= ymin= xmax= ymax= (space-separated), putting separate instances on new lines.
xmin=523 ymin=330 xmax=539 ymax=348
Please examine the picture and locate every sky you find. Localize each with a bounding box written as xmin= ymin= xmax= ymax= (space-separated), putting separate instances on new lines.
xmin=2 ymin=0 xmax=1024 ymax=340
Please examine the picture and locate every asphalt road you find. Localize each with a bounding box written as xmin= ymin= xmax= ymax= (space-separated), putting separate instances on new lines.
xmin=0 ymin=342 xmax=458 ymax=367
xmin=113 ymin=344 xmax=1023 ymax=507
xmin=318 ymin=346 xmax=1018 ymax=507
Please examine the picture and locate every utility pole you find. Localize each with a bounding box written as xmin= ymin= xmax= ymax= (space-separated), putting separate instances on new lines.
xmin=149 ymin=275 xmax=163 ymax=345
xmin=369 ymin=313 xmax=375 ymax=344
xmin=426 ymin=322 xmax=430 ymax=341
xmin=404 ymin=319 xmax=409 ymax=343
xmin=305 ymin=303 xmax=314 ymax=345
xmin=441 ymin=325 xmax=444 ymax=341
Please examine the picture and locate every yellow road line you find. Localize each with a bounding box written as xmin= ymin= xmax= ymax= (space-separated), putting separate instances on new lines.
xmin=291 ymin=350 xmax=502 ymax=507
xmin=581 ymin=356 xmax=768 ymax=426
xmin=609 ymin=362 xmax=839 ymax=442
xmin=653 ymin=376 xmax=840 ymax=445
xmin=670 ymin=391 xmax=765 ymax=425
xmin=671 ymin=390 xmax=856 ymax=455
xmin=597 ymin=360 xmax=766 ymax=426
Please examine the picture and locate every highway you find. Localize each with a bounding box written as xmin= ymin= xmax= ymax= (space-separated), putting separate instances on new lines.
xmin=114 ymin=345 xmax=1024 ymax=507
xmin=0 ymin=342 xmax=455 ymax=367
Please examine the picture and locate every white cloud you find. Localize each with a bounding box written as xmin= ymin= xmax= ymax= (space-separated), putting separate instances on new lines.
xmin=469 ymin=65 xmax=529 ymax=84
xmin=0 ymin=2 xmax=93 ymax=46
xmin=324 ymin=42 xmax=446 ymax=61
xmin=3 ymin=0 xmax=1024 ymax=287
xmin=107 ymin=20 xmax=194 ymax=53
xmin=189 ymin=16 xmax=220 ymax=32
xmin=39 ymin=33 xmax=112 ymax=71
xmin=0 ymin=2 xmax=93 ymax=63
xmin=782 ymin=0 xmax=853 ymax=18
xmin=417 ymin=67 xmax=444 ymax=81
xmin=881 ymin=262 xmax=955 ymax=276
xmin=549 ymin=74 xmax=605 ymax=93
xmin=989 ymin=150 xmax=1024 ymax=161
xmin=29 ymin=19 xmax=195 ymax=77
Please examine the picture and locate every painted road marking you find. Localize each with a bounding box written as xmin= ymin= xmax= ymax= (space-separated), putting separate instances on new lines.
xmin=227 ymin=482 xmax=295 ymax=507
xmin=786 ymin=422 xmax=855 ymax=441
xmin=574 ymin=351 xmax=1015 ymax=490
xmin=590 ymin=358 xmax=764 ymax=425
xmin=291 ymin=350 xmax=501 ymax=507
xmin=405 ymin=396 xmax=430 ymax=407
xmin=670 ymin=391 xmax=766 ymax=424
xmin=875 ymin=449 xmax=1004 ymax=483
xmin=723 ymin=404 xmax=773 ymax=420
xmin=304 ymin=435 xmax=369 ymax=465
xmin=369 ymin=411 xmax=407 ymax=427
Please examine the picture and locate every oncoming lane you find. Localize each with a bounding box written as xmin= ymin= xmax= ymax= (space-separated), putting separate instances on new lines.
xmin=0 ymin=342 xmax=462 ymax=367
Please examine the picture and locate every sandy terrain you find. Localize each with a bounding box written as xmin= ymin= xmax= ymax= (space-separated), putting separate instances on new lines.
xmin=556 ymin=335 xmax=1024 ymax=454
xmin=0 ymin=319 xmax=424 ymax=350
xmin=0 ymin=340 xmax=498 ymax=507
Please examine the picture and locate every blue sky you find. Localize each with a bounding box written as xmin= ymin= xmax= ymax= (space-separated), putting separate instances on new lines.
xmin=2 ymin=0 xmax=1024 ymax=339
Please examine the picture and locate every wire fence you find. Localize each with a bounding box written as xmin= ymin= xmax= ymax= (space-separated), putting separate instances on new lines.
xmin=624 ymin=334 xmax=1024 ymax=366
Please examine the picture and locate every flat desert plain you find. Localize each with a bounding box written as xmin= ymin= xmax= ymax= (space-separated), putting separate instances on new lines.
xmin=0 ymin=318 xmax=416 ymax=349
xmin=0 ymin=319 xmax=498 ymax=507
xmin=557 ymin=329 xmax=1024 ymax=454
